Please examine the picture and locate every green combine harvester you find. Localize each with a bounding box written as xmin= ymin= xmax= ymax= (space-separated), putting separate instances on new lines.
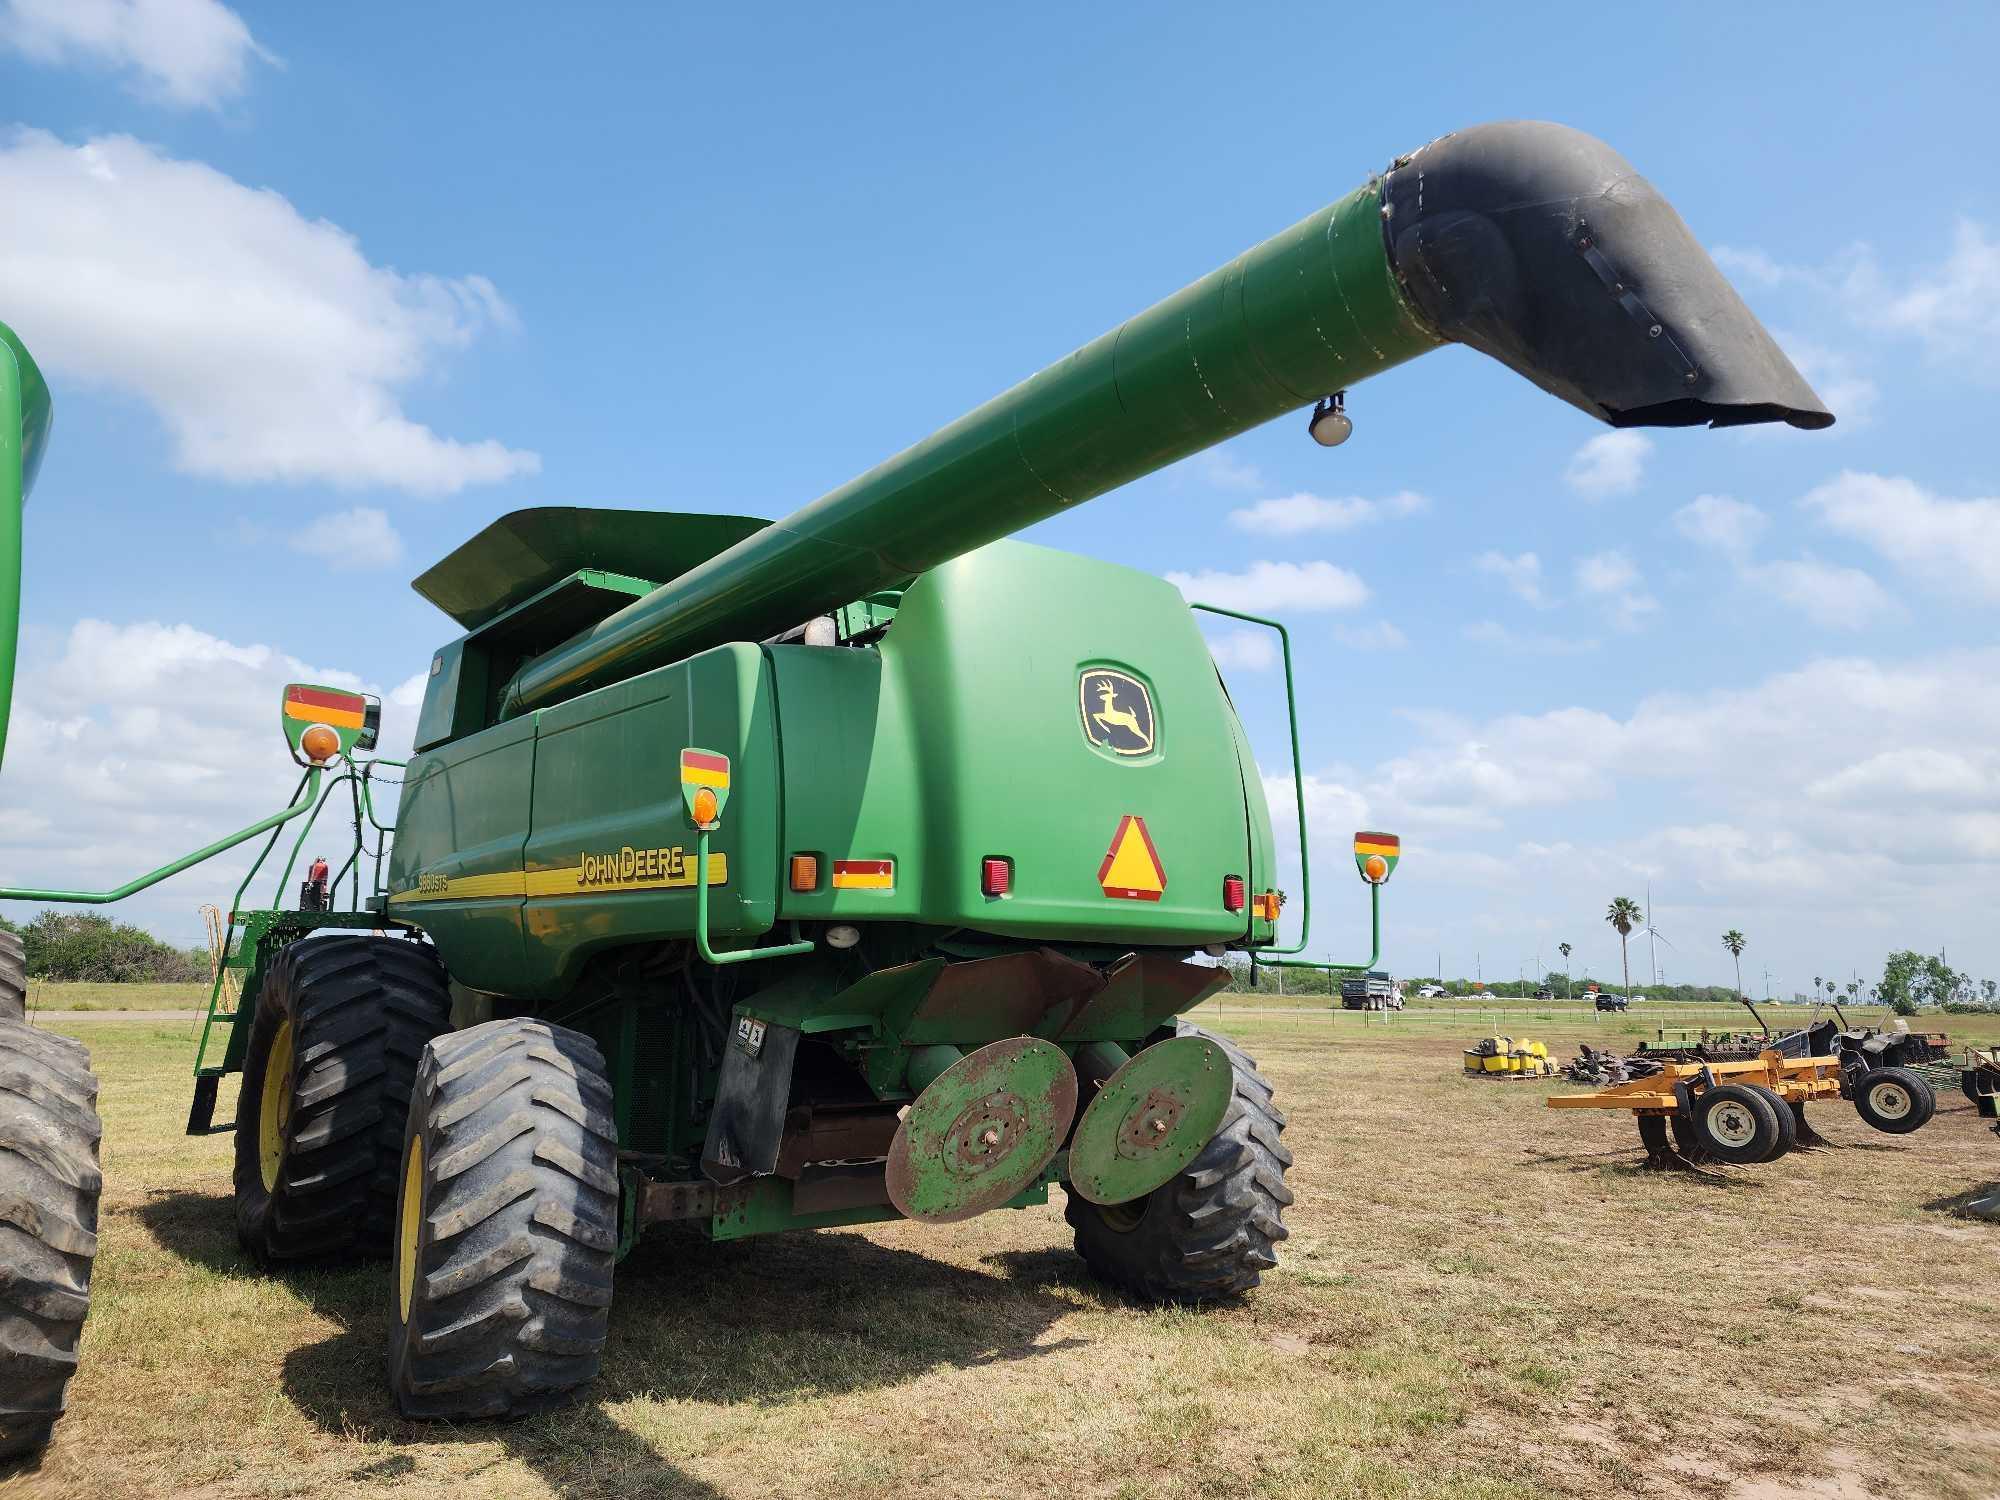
xmin=0 ymin=120 xmax=1829 ymax=1448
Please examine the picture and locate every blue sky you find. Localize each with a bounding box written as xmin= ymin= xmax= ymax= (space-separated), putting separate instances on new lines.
xmin=0 ymin=2 xmax=1995 ymax=997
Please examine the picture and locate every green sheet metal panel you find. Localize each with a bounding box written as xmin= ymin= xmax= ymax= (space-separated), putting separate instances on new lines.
xmin=384 ymin=714 xmax=537 ymax=992
xmin=513 ymin=643 xmax=781 ymax=995
xmin=774 ymin=541 xmax=1262 ymax=944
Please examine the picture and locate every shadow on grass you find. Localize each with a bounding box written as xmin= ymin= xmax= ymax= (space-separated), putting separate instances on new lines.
xmin=1919 ymin=1181 xmax=2000 ymax=1220
xmin=137 ymin=1189 xmax=1086 ymax=1498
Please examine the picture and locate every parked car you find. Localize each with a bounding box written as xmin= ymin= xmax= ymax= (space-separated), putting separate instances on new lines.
xmin=1595 ymin=993 xmax=1630 ymax=1012
xmin=1415 ymin=984 xmax=1447 ymax=999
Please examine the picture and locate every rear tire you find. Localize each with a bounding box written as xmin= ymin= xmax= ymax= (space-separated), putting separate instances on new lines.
xmin=388 ymin=1018 xmax=619 ymax=1419
xmin=1692 ymin=1084 xmax=1780 ymax=1165
xmin=1852 ymin=1067 xmax=1934 ymax=1135
xmin=233 ymin=936 xmax=451 ymax=1264
xmin=0 ymin=933 xmax=24 ymax=1023
xmin=1066 ymin=1024 xmax=1292 ymax=1302
xmin=0 ymin=1020 xmax=101 ymax=1461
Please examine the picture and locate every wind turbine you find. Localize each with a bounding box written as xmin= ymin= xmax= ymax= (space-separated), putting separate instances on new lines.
xmin=1641 ymin=881 xmax=1674 ymax=988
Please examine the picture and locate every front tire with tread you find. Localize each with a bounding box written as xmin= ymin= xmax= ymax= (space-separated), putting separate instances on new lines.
xmin=1066 ymin=1023 xmax=1292 ymax=1302
xmin=389 ymin=1018 xmax=619 ymax=1420
xmin=1852 ymin=1066 xmax=1934 ymax=1135
xmin=0 ymin=1020 xmax=101 ymax=1462
xmin=233 ymin=935 xmax=451 ymax=1264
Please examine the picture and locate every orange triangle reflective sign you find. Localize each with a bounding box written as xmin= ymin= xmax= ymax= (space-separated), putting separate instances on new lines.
xmin=1098 ymin=814 xmax=1166 ymax=901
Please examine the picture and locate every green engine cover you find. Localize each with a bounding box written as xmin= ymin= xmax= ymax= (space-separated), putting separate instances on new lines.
xmin=386 ymin=540 xmax=1276 ymax=1001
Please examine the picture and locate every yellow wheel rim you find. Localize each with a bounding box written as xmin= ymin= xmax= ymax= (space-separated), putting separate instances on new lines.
xmin=258 ymin=1018 xmax=295 ymax=1193
xmin=397 ymin=1136 xmax=424 ymax=1324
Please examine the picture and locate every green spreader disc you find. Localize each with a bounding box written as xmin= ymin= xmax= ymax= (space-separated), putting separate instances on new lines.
xmin=886 ymin=1037 xmax=1077 ymax=1225
xmin=1067 ymin=1035 xmax=1233 ymax=1206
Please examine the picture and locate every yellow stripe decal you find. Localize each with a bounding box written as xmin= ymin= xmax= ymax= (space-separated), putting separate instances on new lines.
xmin=831 ymin=871 xmax=893 ymax=890
xmin=388 ymin=853 xmax=727 ymax=905
xmin=679 ymin=765 xmax=730 ymax=789
xmin=1353 ymin=840 xmax=1399 ymax=856
xmin=284 ymin=701 xmax=367 ymax=730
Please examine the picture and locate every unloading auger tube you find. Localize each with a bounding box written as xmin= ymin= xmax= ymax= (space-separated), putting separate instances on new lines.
xmin=501 ymin=119 xmax=1830 ymax=716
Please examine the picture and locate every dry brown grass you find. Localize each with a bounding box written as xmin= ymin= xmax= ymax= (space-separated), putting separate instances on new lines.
xmin=6 ymin=1014 xmax=1999 ymax=1500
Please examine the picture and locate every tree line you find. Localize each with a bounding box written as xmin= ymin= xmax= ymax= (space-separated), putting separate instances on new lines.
xmin=0 ymin=911 xmax=210 ymax=984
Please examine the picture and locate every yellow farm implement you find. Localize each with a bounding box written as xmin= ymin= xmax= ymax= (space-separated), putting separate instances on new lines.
xmin=1464 ymin=1036 xmax=1555 ymax=1079
xmin=1547 ymin=1049 xmax=1848 ymax=1169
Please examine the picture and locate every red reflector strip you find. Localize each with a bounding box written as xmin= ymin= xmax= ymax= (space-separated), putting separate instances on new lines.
xmin=286 ymin=685 xmax=367 ymax=713
xmin=981 ymin=857 xmax=1011 ymax=897
xmin=1222 ymin=875 xmax=1246 ymax=912
xmin=832 ymin=859 xmax=894 ymax=891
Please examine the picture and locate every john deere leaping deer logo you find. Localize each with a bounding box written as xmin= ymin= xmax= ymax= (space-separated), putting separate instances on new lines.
xmin=1078 ymin=669 xmax=1155 ymax=758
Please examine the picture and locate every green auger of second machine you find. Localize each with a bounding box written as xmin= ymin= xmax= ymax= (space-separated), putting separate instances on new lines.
xmin=0 ymin=120 xmax=1831 ymax=1437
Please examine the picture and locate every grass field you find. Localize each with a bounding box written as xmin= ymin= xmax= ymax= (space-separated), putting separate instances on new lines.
xmin=22 ymin=981 xmax=209 ymax=1012
xmin=7 ymin=1011 xmax=2000 ymax=1500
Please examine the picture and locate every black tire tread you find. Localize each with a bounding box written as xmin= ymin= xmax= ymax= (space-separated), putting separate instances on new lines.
xmin=1066 ymin=1022 xmax=1292 ymax=1302
xmin=390 ymin=1018 xmax=618 ymax=1420
xmin=0 ymin=1018 xmax=100 ymax=1461
xmin=0 ymin=934 xmax=23 ymax=1024
xmin=1747 ymin=1084 xmax=1796 ymax=1160
xmin=234 ymin=936 xmax=451 ymax=1263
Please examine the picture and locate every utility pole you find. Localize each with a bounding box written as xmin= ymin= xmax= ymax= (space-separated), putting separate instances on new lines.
xmin=1646 ymin=879 xmax=1658 ymax=988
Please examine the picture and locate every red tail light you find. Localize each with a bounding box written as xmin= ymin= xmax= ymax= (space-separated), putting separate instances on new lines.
xmin=1222 ymin=875 xmax=1246 ymax=912
xmin=981 ymin=857 xmax=1012 ymax=897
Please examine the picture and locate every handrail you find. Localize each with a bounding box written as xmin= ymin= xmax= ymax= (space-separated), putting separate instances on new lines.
xmin=1189 ymin=601 xmax=1312 ymax=956
xmin=693 ymin=828 xmax=812 ymax=966
xmin=0 ymin=767 xmax=325 ymax=904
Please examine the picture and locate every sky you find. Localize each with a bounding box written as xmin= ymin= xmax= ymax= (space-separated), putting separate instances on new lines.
xmin=0 ymin=1 xmax=1994 ymax=999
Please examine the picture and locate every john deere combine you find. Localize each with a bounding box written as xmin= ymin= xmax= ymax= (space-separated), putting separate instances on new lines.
xmin=0 ymin=121 xmax=1829 ymax=1445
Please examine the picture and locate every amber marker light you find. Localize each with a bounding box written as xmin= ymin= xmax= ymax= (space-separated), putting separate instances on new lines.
xmin=300 ymin=724 xmax=340 ymax=764
xmin=691 ymin=787 xmax=720 ymax=829
xmin=790 ymin=854 xmax=819 ymax=891
xmin=1364 ymin=853 xmax=1389 ymax=883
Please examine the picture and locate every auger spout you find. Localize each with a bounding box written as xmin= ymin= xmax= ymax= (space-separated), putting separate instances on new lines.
xmin=501 ymin=120 xmax=1829 ymax=716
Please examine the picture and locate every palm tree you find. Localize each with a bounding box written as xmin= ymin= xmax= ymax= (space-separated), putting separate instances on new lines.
xmin=1845 ymin=980 xmax=1860 ymax=1007
xmin=1606 ymin=898 xmax=1643 ymax=1000
xmin=1559 ymin=942 xmax=1573 ymax=999
xmin=1722 ymin=930 xmax=1746 ymax=1000
xmin=1813 ymin=975 xmax=1824 ymax=1003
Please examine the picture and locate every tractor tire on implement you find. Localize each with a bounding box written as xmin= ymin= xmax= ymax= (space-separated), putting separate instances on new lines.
xmin=0 ymin=933 xmax=24 ymax=1024
xmin=234 ymin=935 xmax=451 ymax=1264
xmin=1746 ymin=1084 xmax=1797 ymax=1161
xmin=1692 ymin=1084 xmax=1780 ymax=1166
xmin=389 ymin=1018 xmax=618 ymax=1420
xmin=1066 ymin=1023 xmax=1292 ymax=1302
xmin=1852 ymin=1066 xmax=1934 ymax=1135
xmin=0 ymin=1020 xmax=101 ymax=1462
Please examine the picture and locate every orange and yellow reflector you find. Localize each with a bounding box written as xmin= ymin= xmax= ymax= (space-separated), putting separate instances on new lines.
xmin=1354 ymin=831 xmax=1400 ymax=884
xmin=833 ymin=859 xmax=894 ymax=891
xmin=1098 ymin=815 xmax=1166 ymax=902
xmin=1253 ymin=891 xmax=1281 ymax=922
xmin=680 ymin=748 xmax=731 ymax=830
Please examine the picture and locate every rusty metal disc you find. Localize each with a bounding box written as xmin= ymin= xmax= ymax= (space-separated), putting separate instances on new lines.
xmin=1066 ymin=1035 xmax=1232 ymax=1206
xmin=886 ymin=1037 xmax=1077 ymax=1224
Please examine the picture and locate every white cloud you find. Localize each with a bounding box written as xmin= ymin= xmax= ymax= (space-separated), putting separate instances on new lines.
xmin=1472 ymin=550 xmax=1548 ymax=607
xmin=1196 ymin=448 xmax=1263 ymax=492
xmin=1803 ymin=470 xmax=2000 ymax=602
xmin=1673 ymin=494 xmax=1768 ymax=561
xmin=1806 ymin=749 xmax=1997 ymax=810
xmin=1565 ymin=431 xmax=1653 ymax=499
xmin=0 ymin=619 xmax=416 ymax=943
xmin=1711 ymin=245 xmax=1792 ymax=290
xmin=290 ymin=507 xmax=404 ymax=571
xmin=1740 ymin=556 xmax=1892 ymax=629
xmin=1574 ymin=550 xmax=1657 ymax=628
xmin=1164 ymin=560 xmax=1367 ymax=613
xmin=1228 ymin=490 xmax=1426 ymax=536
xmin=1774 ymin=335 xmax=1877 ymax=428
xmin=1204 ymin=629 xmax=1276 ymax=673
xmin=1845 ymin=220 xmax=2000 ymax=377
xmin=0 ymin=130 xmax=537 ymax=495
xmin=2 ymin=0 xmax=270 ymax=109
xmin=1334 ymin=620 xmax=1407 ymax=651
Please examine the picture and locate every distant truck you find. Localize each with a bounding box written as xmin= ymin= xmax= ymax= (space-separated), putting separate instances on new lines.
xmin=1341 ymin=971 xmax=1402 ymax=1011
